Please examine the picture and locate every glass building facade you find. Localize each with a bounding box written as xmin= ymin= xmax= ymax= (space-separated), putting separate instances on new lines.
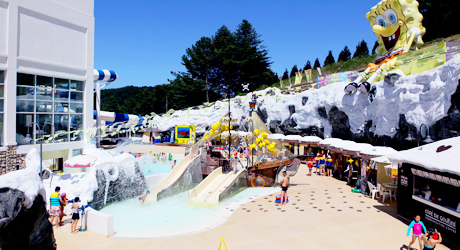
xmin=16 ymin=73 xmax=84 ymax=145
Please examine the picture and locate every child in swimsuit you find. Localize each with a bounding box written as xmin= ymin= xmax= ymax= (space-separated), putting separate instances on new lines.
xmin=71 ymin=197 xmax=81 ymax=234
xmin=407 ymin=215 xmax=427 ymax=250
xmin=138 ymin=190 xmax=150 ymax=205
xmin=307 ymin=159 xmax=313 ymax=176
xmin=421 ymin=228 xmax=442 ymax=250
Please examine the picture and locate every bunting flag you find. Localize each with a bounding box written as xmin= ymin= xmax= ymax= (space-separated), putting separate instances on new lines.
xmin=304 ymin=69 xmax=312 ymax=82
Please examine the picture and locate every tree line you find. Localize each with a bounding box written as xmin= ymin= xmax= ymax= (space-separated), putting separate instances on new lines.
xmin=282 ymin=39 xmax=376 ymax=80
xmin=101 ymin=20 xmax=277 ymax=116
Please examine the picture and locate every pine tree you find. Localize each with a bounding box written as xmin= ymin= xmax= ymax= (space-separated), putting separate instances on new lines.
xmin=338 ymin=46 xmax=351 ymax=62
xmin=181 ymin=36 xmax=213 ymax=103
xmin=282 ymin=69 xmax=289 ymax=80
xmin=371 ymin=41 xmax=379 ymax=55
xmin=303 ymin=61 xmax=312 ymax=70
xmin=323 ymin=51 xmax=335 ymax=66
xmin=353 ymin=40 xmax=369 ymax=58
xmin=313 ymin=58 xmax=321 ymax=68
xmin=290 ymin=65 xmax=299 ymax=77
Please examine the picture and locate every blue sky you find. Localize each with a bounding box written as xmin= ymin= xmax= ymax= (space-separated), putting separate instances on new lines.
xmin=94 ymin=0 xmax=378 ymax=89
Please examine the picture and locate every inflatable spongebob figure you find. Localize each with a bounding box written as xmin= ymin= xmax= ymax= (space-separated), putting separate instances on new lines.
xmin=344 ymin=0 xmax=425 ymax=94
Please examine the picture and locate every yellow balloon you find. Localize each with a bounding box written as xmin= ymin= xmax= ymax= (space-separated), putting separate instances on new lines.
xmin=261 ymin=132 xmax=268 ymax=138
xmin=265 ymin=139 xmax=269 ymax=144
xmin=254 ymin=129 xmax=260 ymax=136
xmin=216 ymin=122 xmax=220 ymax=126
xmin=230 ymin=125 xmax=233 ymax=130
xmin=212 ymin=124 xmax=217 ymax=130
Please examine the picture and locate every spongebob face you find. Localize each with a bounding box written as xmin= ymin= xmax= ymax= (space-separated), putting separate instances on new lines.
xmin=367 ymin=0 xmax=425 ymax=56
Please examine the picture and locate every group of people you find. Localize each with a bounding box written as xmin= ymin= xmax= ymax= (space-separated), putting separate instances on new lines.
xmin=49 ymin=186 xmax=82 ymax=234
xmin=151 ymin=151 xmax=173 ymax=163
xmin=305 ymin=153 xmax=333 ymax=177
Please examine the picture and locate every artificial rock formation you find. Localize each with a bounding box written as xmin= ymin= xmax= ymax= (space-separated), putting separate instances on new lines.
xmin=0 ymin=188 xmax=56 ymax=250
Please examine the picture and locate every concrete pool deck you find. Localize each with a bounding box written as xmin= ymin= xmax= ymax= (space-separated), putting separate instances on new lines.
xmin=54 ymin=165 xmax=451 ymax=250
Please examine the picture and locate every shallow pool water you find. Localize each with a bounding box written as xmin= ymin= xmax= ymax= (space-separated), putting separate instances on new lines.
xmin=99 ymin=187 xmax=276 ymax=238
xmin=136 ymin=153 xmax=184 ymax=177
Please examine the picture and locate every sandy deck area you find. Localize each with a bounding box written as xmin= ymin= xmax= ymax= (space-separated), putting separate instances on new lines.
xmin=54 ymin=165 xmax=451 ymax=250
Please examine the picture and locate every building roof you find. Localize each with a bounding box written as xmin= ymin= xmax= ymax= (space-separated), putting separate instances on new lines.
xmin=388 ymin=136 xmax=460 ymax=176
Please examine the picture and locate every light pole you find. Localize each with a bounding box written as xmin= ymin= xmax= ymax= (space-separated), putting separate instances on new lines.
xmin=25 ymin=122 xmax=53 ymax=178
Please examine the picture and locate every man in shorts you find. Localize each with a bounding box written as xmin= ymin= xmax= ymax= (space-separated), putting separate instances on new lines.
xmin=49 ymin=186 xmax=63 ymax=227
xmin=279 ymin=171 xmax=290 ymax=206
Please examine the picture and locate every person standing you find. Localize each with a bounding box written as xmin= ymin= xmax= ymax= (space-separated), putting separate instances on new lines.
xmin=326 ymin=156 xmax=333 ymax=177
xmin=307 ymin=158 xmax=313 ymax=176
xmin=49 ymin=186 xmax=63 ymax=228
xmin=59 ymin=193 xmax=68 ymax=226
xmin=70 ymin=197 xmax=81 ymax=234
xmin=319 ymin=154 xmax=326 ymax=176
xmin=279 ymin=171 xmax=290 ymax=206
xmin=407 ymin=215 xmax=427 ymax=250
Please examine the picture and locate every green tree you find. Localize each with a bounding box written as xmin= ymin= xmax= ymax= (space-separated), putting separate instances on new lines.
xmin=303 ymin=61 xmax=312 ymax=70
xmin=313 ymin=58 xmax=321 ymax=68
xmin=323 ymin=51 xmax=335 ymax=66
xmin=233 ymin=20 xmax=274 ymax=92
xmin=338 ymin=46 xmax=351 ymax=62
xmin=282 ymin=69 xmax=289 ymax=80
xmin=418 ymin=0 xmax=460 ymax=42
xmin=371 ymin=41 xmax=379 ymax=55
xmin=290 ymin=65 xmax=299 ymax=77
xmin=353 ymin=40 xmax=369 ymax=58
xmin=181 ymin=36 xmax=213 ymax=103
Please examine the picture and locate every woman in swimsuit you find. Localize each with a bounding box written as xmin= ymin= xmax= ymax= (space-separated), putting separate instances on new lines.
xmin=407 ymin=215 xmax=427 ymax=250
xmin=421 ymin=228 xmax=442 ymax=250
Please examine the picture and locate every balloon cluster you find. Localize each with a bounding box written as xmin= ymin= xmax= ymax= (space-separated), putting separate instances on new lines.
xmin=249 ymin=129 xmax=278 ymax=155
xmin=202 ymin=121 xmax=234 ymax=142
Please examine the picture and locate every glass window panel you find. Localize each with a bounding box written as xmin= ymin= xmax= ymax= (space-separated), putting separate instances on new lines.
xmin=0 ymin=114 xmax=3 ymax=146
xmin=0 ymin=99 xmax=3 ymax=112
xmin=17 ymin=73 xmax=35 ymax=86
xmin=55 ymin=78 xmax=69 ymax=89
xmin=70 ymin=114 xmax=83 ymax=141
xmin=36 ymin=101 xmax=53 ymax=112
xmin=36 ymin=88 xmax=53 ymax=100
xmin=17 ymin=87 xmax=35 ymax=99
xmin=54 ymin=114 xmax=69 ymax=142
xmin=16 ymin=100 xmax=35 ymax=112
xmin=70 ymin=91 xmax=83 ymax=101
xmin=54 ymin=102 xmax=69 ymax=113
xmin=70 ymin=80 xmax=84 ymax=91
xmin=16 ymin=114 xmax=34 ymax=145
xmin=37 ymin=114 xmax=53 ymax=140
xmin=0 ymin=70 xmax=4 ymax=83
xmin=0 ymin=85 xmax=4 ymax=97
xmin=54 ymin=90 xmax=69 ymax=101
xmin=70 ymin=103 xmax=83 ymax=113
xmin=37 ymin=76 xmax=52 ymax=88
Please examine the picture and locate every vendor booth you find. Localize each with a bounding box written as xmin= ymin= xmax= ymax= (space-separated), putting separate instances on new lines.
xmin=388 ymin=136 xmax=460 ymax=247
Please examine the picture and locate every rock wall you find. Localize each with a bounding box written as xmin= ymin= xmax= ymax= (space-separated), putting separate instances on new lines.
xmin=0 ymin=188 xmax=56 ymax=250
xmin=90 ymin=162 xmax=147 ymax=210
xmin=0 ymin=146 xmax=26 ymax=176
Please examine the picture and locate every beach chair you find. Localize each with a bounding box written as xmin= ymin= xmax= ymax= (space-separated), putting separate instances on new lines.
xmin=368 ymin=182 xmax=379 ymax=200
xmin=377 ymin=183 xmax=391 ymax=203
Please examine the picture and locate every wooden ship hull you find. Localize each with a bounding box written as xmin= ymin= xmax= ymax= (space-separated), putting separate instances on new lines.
xmin=246 ymin=158 xmax=294 ymax=187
